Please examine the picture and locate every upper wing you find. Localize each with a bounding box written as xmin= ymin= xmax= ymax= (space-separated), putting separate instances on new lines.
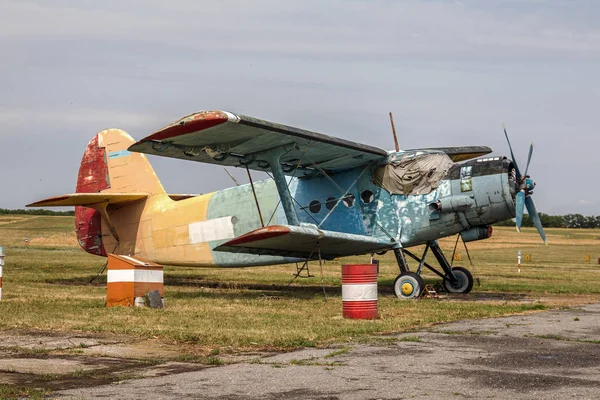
xmin=128 ymin=111 xmax=388 ymax=176
xmin=408 ymin=146 xmax=493 ymax=162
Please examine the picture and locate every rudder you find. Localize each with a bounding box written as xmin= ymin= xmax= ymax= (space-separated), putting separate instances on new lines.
xmin=75 ymin=129 xmax=164 ymax=256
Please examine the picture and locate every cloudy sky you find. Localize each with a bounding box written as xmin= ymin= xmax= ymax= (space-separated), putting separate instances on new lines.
xmin=1 ymin=0 xmax=598 ymax=215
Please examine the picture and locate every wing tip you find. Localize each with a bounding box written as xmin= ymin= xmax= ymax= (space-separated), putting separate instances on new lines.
xmin=141 ymin=110 xmax=233 ymax=142
xmin=26 ymin=195 xmax=73 ymax=208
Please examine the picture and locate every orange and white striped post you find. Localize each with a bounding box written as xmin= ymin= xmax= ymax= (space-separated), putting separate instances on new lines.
xmin=106 ymin=254 xmax=164 ymax=307
xmin=0 ymin=246 xmax=4 ymax=301
xmin=341 ymin=264 xmax=378 ymax=319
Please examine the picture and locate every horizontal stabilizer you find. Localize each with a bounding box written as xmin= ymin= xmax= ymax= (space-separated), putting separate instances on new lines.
xmin=27 ymin=193 xmax=148 ymax=207
xmin=214 ymin=225 xmax=395 ymax=259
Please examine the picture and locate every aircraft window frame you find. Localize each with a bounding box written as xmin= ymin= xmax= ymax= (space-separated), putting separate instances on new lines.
xmin=361 ymin=190 xmax=374 ymax=204
xmin=325 ymin=197 xmax=337 ymax=210
xmin=342 ymin=194 xmax=356 ymax=208
xmin=308 ymin=200 xmax=321 ymax=213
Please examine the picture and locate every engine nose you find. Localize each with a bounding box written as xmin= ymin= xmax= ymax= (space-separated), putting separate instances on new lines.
xmin=503 ymin=125 xmax=547 ymax=244
xmin=524 ymin=177 xmax=535 ymax=192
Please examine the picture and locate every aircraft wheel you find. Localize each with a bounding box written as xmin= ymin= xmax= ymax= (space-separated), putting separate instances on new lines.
xmin=393 ymin=272 xmax=425 ymax=300
xmin=443 ymin=267 xmax=474 ymax=294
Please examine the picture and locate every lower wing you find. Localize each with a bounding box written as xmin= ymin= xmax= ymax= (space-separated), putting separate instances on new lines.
xmin=214 ymin=224 xmax=396 ymax=260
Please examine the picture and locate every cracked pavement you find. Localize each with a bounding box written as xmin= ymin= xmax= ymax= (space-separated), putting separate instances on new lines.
xmin=2 ymin=303 xmax=600 ymax=399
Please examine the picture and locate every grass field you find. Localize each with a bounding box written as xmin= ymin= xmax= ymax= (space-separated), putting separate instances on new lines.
xmin=1 ymin=215 xmax=599 ymax=353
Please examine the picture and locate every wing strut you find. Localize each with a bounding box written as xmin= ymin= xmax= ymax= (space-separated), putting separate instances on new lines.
xmin=263 ymin=144 xmax=300 ymax=226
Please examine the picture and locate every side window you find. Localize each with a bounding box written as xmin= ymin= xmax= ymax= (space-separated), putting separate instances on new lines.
xmin=308 ymin=200 xmax=321 ymax=213
xmin=342 ymin=194 xmax=355 ymax=207
xmin=361 ymin=190 xmax=374 ymax=204
xmin=325 ymin=197 xmax=337 ymax=210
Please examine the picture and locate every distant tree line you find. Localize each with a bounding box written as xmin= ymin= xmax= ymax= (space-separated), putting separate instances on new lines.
xmin=1 ymin=208 xmax=598 ymax=228
xmin=0 ymin=208 xmax=74 ymax=216
xmin=495 ymin=213 xmax=600 ymax=229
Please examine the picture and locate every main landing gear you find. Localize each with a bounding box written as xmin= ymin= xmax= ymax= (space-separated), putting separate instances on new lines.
xmin=392 ymin=241 xmax=474 ymax=299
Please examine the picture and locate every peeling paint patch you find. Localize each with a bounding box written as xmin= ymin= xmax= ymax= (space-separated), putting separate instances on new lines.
xmin=108 ymin=150 xmax=132 ymax=159
xmin=75 ymin=134 xmax=109 ymax=256
xmin=189 ymin=217 xmax=235 ymax=244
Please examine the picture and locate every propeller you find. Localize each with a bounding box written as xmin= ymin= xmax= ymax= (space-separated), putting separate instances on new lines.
xmin=503 ymin=124 xmax=547 ymax=244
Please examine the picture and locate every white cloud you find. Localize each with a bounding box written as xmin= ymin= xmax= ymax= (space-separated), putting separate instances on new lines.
xmin=579 ymin=200 xmax=594 ymax=205
xmin=0 ymin=107 xmax=161 ymax=136
xmin=2 ymin=0 xmax=599 ymax=60
xmin=0 ymin=0 xmax=599 ymax=213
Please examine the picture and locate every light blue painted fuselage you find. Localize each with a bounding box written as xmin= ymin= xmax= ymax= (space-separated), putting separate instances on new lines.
xmin=205 ymin=152 xmax=516 ymax=267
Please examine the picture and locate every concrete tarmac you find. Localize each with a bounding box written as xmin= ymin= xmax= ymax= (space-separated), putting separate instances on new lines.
xmin=55 ymin=303 xmax=600 ymax=399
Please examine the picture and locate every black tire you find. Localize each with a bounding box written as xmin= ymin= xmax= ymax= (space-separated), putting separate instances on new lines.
xmin=443 ymin=267 xmax=474 ymax=294
xmin=393 ymin=272 xmax=425 ymax=300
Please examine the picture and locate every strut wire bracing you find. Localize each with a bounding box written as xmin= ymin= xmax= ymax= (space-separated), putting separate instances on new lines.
xmin=450 ymin=233 xmax=479 ymax=286
xmin=286 ymin=241 xmax=328 ymax=299
xmin=88 ymin=241 xmax=119 ymax=284
xmin=286 ymin=242 xmax=318 ymax=286
xmin=264 ymin=171 xmax=321 ymax=226
xmin=246 ymin=165 xmax=265 ymax=227
xmin=297 ymin=147 xmax=397 ymax=242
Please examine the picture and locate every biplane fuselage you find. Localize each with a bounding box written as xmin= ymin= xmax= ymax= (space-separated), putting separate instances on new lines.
xmin=29 ymin=120 xmax=516 ymax=268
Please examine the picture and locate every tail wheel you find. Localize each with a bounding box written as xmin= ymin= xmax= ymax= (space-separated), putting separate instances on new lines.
xmin=443 ymin=267 xmax=474 ymax=294
xmin=394 ymin=272 xmax=425 ymax=300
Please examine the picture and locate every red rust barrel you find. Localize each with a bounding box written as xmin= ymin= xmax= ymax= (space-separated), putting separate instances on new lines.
xmin=342 ymin=264 xmax=378 ymax=319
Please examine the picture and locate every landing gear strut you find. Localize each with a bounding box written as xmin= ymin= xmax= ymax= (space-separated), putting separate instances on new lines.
xmin=392 ymin=241 xmax=474 ymax=299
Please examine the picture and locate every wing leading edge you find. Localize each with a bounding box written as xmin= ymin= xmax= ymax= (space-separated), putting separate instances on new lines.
xmin=129 ymin=110 xmax=493 ymax=176
xmin=214 ymin=224 xmax=396 ymax=260
xmin=128 ymin=111 xmax=388 ymax=176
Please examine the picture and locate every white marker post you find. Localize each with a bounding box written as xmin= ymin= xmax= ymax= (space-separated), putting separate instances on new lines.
xmin=517 ymin=250 xmax=522 ymax=273
xmin=0 ymin=246 xmax=4 ymax=300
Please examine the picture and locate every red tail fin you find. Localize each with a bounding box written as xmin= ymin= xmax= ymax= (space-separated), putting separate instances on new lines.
xmin=75 ymin=129 xmax=164 ymax=256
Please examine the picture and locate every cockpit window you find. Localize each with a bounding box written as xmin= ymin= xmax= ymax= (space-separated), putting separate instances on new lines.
xmin=373 ymin=152 xmax=454 ymax=195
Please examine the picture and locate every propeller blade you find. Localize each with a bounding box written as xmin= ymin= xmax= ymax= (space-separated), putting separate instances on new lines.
xmin=515 ymin=191 xmax=525 ymax=232
xmin=525 ymin=196 xmax=547 ymax=244
xmin=524 ymin=142 xmax=534 ymax=177
xmin=503 ymin=123 xmax=521 ymax=178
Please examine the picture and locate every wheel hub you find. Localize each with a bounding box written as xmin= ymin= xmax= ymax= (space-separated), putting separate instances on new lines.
xmin=449 ymin=276 xmax=464 ymax=289
xmin=401 ymin=282 xmax=414 ymax=295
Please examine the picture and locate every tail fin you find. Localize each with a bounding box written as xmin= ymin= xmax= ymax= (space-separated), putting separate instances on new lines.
xmin=73 ymin=129 xmax=164 ymax=256
xmin=28 ymin=129 xmax=164 ymax=257
xmin=77 ymin=129 xmax=165 ymax=195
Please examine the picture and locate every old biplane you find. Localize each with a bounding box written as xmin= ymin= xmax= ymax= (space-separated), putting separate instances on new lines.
xmin=28 ymin=111 xmax=546 ymax=299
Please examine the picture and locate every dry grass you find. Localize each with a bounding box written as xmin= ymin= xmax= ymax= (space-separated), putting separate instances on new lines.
xmin=0 ymin=215 xmax=599 ymax=353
